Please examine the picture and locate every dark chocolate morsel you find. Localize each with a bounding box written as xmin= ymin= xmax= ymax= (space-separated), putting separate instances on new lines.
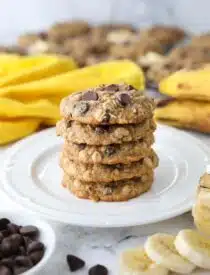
xmin=66 ymin=254 xmax=85 ymax=272
xmin=7 ymin=224 xmax=19 ymax=234
xmin=27 ymin=241 xmax=44 ymax=254
xmin=89 ymin=264 xmax=108 ymax=275
xmin=13 ymin=266 xmax=30 ymax=275
xmin=74 ymin=102 xmax=89 ymax=115
xmin=101 ymin=112 xmax=110 ymax=124
xmin=15 ymin=256 xmax=33 ymax=267
xmin=94 ymin=125 xmax=110 ymax=134
xmin=19 ymin=226 xmax=38 ymax=238
xmin=104 ymin=145 xmax=117 ymax=157
xmin=117 ymin=93 xmax=131 ymax=106
xmin=78 ymin=144 xmax=86 ymax=150
xmin=82 ymin=91 xmax=98 ymax=101
xmin=1 ymin=257 xmax=14 ymax=269
xmin=105 ymin=84 xmax=119 ymax=91
xmin=0 ymin=265 xmax=12 ymax=275
xmin=29 ymin=250 xmax=44 ymax=265
xmin=0 ymin=219 xmax=10 ymax=231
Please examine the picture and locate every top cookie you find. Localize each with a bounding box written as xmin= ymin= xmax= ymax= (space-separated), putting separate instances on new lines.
xmin=60 ymin=84 xmax=155 ymax=125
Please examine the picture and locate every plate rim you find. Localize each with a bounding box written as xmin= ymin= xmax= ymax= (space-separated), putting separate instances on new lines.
xmin=1 ymin=124 xmax=209 ymax=228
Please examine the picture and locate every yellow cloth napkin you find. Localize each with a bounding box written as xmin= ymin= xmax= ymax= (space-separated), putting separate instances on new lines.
xmin=0 ymin=58 xmax=144 ymax=144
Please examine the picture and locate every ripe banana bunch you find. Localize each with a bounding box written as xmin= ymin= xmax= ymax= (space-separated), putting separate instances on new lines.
xmin=120 ymin=229 xmax=210 ymax=274
xmin=193 ymin=172 xmax=210 ymax=236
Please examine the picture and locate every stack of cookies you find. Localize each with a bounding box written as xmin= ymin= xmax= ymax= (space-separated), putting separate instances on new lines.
xmin=56 ymin=83 xmax=158 ymax=202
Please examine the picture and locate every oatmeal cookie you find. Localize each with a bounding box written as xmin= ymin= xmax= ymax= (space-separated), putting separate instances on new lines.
xmin=56 ymin=118 xmax=156 ymax=145
xmin=60 ymin=150 xmax=158 ymax=182
xmin=60 ymin=83 xmax=155 ymax=125
xmin=63 ymin=133 xmax=154 ymax=164
xmin=63 ymin=173 xmax=154 ymax=201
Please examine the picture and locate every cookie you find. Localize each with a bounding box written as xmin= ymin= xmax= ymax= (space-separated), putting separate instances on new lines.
xmin=56 ymin=118 xmax=156 ymax=145
xmin=48 ymin=20 xmax=90 ymax=43
xmin=60 ymin=150 xmax=158 ymax=182
xmin=60 ymin=84 xmax=155 ymax=125
xmin=17 ymin=32 xmax=47 ymax=48
xmin=63 ymin=173 xmax=154 ymax=202
xmin=63 ymin=134 xmax=154 ymax=164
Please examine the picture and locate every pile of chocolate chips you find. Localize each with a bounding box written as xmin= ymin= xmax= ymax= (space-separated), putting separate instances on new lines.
xmin=0 ymin=218 xmax=45 ymax=275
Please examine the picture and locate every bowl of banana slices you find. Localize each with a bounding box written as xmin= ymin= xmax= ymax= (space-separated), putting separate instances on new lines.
xmin=120 ymin=171 xmax=210 ymax=275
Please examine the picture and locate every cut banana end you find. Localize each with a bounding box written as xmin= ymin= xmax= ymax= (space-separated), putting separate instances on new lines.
xmin=145 ymin=234 xmax=196 ymax=274
xmin=119 ymin=247 xmax=168 ymax=275
xmin=175 ymin=229 xmax=210 ymax=269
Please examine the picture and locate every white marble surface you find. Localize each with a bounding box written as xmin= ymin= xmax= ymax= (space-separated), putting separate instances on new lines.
xmin=0 ymin=130 xmax=210 ymax=274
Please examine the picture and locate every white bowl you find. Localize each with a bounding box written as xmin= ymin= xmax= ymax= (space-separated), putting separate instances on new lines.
xmin=0 ymin=209 xmax=56 ymax=275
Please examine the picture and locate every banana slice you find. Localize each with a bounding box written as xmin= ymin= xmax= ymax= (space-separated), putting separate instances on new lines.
xmin=175 ymin=229 xmax=210 ymax=269
xmin=145 ymin=233 xmax=196 ymax=274
xmin=193 ymin=203 xmax=210 ymax=236
xmin=119 ymin=247 xmax=168 ymax=275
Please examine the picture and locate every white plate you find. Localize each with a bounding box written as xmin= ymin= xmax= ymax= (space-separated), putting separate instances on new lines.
xmin=1 ymin=124 xmax=209 ymax=227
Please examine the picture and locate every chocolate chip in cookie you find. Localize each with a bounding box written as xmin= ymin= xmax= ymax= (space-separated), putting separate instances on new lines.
xmin=73 ymin=102 xmax=89 ymax=115
xmin=116 ymin=93 xmax=131 ymax=106
xmin=78 ymin=143 xmax=86 ymax=150
xmin=106 ymin=84 xmax=119 ymax=92
xmin=101 ymin=111 xmax=111 ymax=124
xmin=94 ymin=125 xmax=110 ymax=134
xmin=82 ymin=91 xmax=98 ymax=101
xmin=104 ymin=145 xmax=117 ymax=156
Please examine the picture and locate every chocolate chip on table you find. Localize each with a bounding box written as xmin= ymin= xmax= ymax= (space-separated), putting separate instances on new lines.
xmin=116 ymin=93 xmax=131 ymax=106
xmin=74 ymin=102 xmax=89 ymax=115
xmin=0 ymin=265 xmax=12 ymax=275
xmin=106 ymin=84 xmax=119 ymax=91
xmin=89 ymin=264 xmax=108 ymax=275
xmin=27 ymin=241 xmax=44 ymax=254
xmin=19 ymin=226 xmax=38 ymax=238
xmin=0 ymin=219 xmax=10 ymax=231
xmin=104 ymin=145 xmax=116 ymax=157
xmin=29 ymin=250 xmax=44 ymax=265
xmin=66 ymin=254 xmax=85 ymax=272
xmin=82 ymin=91 xmax=98 ymax=101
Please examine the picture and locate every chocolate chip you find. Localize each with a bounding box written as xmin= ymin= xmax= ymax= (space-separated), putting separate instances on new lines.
xmin=19 ymin=226 xmax=38 ymax=238
xmin=13 ymin=266 xmax=30 ymax=275
xmin=89 ymin=264 xmax=108 ymax=275
xmin=10 ymin=234 xmax=23 ymax=248
xmin=1 ymin=239 xmax=13 ymax=257
xmin=117 ymin=93 xmax=131 ymax=106
xmin=82 ymin=91 xmax=98 ymax=101
xmin=0 ymin=219 xmax=10 ymax=231
xmin=0 ymin=265 xmax=12 ymax=275
xmin=15 ymin=256 xmax=33 ymax=267
xmin=39 ymin=32 xmax=48 ymax=40
xmin=23 ymin=237 xmax=32 ymax=248
xmin=18 ymin=246 xmax=26 ymax=256
xmin=27 ymin=241 xmax=44 ymax=254
xmin=1 ymin=258 xmax=14 ymax=269
xmin=76 ymin=144 xmax=85 ymax=151
xmin=7 ymin=224 xmax=19 ymax=234
xmin=101 ymin=112 xmax=110 ymax=124
xmin=1 ymin=231 xmax=9 ymax=238
xmin=104 ymin=145 xmax=116 ymax=157
xmin=114 ymin=164 xmax=123 ymax=170
xmin=106 ymin=84 xmax=119 ymax=91
xmin=95 ymin=125 xmax=110 ymax=134
xmin=0 ymin=233 xmax=3 ymax=243
xmin=29 ymin=250 xmax=44 ymax=265
xmin=74 ymin=102 xmax=89 ymax=115
xmin=66 ymin=255 xmax=85 ymax=272
xmin=126 ymin=84 xmax=134 ymax=90
xmin=66 ymin=121 xmax=71 ymax=128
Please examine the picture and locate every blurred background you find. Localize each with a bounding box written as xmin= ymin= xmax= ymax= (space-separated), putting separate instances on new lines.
xmin=2 ymin=0 xmax=210 ymax=44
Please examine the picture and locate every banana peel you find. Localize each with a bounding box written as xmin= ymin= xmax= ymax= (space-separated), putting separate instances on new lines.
xmin=155 ymin=100 xmax=210 ymax=133
xmin=0 ymin=60 xmax=144 ymax=100
xmin=159 ymin=66 xmax=210 ymax=101
xmin=0 ymin=54 xmax=77 ymax=87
